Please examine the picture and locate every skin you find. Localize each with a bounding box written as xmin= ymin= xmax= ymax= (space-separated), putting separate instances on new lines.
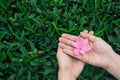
xmin=58 ymin=31 xmax=120 ymax=79
xmin=57 ymin=30 xmax=93 ymax=80
xmin=57 ymin=47 xmax=84 ymax=80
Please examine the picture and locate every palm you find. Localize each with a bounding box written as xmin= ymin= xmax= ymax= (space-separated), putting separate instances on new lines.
xmin=81 ymin=39 xmax=114 ymax=68
xmin=57 ymin=47 xmax=85 ymax=77
xmin=59 ymin=32 xmax=114 ymax=68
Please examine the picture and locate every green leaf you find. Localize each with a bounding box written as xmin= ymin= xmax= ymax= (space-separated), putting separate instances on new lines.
xmin=94 ymin=70 xmax=105 ymax=80
xmin=18 ymin=44 xmax=28 ymax=56
xmin=0 ymin=30 xmax=6 ymax=40
xmin=52 ymin=21 xmax=59 ymax=34
xmin=0 ymin=2 xmax=6 ymax=10
xmin=27 ymin=71 xmax=31 ymax=80
xmin=95 ymin=0 xmax=100 ymax=10
xmin=0 ymin=16 xmax=7 ymax=23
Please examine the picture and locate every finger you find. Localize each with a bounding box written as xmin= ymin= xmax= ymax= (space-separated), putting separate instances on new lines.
xmin=57 ymin=46 xmax=61 ymax=52
xmin=58 ymin=42 xmax=74 ymax=51
xmin=62 ymin=49 xmax=83 ymax=60
xmin=63 ymin=49 xmax=91 ymax=64
xmin=61 ymin=33 xmax=78 ymax=41
xmin=59 ymin=37 xmax=73 ymax=46
xmin=88 ymin=31 xmax=94 ymax=45
xmin=83 ymin=30 xmax=88 ymax=34
xmin=57 ymin=46 xmax=62 ymax=57
xmin=80 ymin=32 xmax=99 ymax=42
xmin=89 ymin=31 xmax=94 ymax=35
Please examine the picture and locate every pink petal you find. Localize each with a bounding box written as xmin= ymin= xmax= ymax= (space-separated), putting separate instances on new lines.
xmin=72 ymin=42 xmax=79 ymax=48
xmin=86 ymin=45 xmax=92 ymax=51
xmin=76 ymin=37 xmax=84 ymax=46
xmin=83 ymin=38 xmax=89 ymax=45
xmin=72 ymin=36 xmax=92 ymax=55
xmin=77 ymin=37 xmax=84 ymax=43
xmin=74 ymin=49 xmax=80 ymax=55
xmin=79 ymin=50 xmax=86 ymax=55
xmin=83 ymin=45 xmax=92 ymax=52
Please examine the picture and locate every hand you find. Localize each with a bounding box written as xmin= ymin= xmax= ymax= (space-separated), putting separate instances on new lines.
xmin=59 ymin=30 xmax=120 ymax=79
xmin=57 ymin=30 xmax=93 ymax=80
xmin=57 ymin=47 xmax=85 ymax=80
xmin=59 ymin=31 xmax=116 ymax=69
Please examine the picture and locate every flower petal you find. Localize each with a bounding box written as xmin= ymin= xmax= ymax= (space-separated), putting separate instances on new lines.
xmin=74 ymin=49 xmax=80 ymax=55
xmin=79 ymin=50 xmax=86 ymax=55
xmin=83 ymin=45 xmax=92 ymax=52
xmin=72 ymin=42 xmax=79 ymax=48
xmin=72 ymin=36 xmax=92 ymax=55
xmin=86 ymin=45 xmax=92 ymax=51
xmin=83 ymin=38 xmax=89 ymax=45
xmin=77 ymin=37 xmax=84 ymax=43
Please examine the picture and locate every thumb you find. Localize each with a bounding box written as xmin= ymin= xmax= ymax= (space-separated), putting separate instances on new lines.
xmin=80 ymin=32 xmax=99 ymax=42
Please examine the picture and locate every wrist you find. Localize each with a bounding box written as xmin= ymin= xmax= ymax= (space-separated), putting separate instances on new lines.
xmin=104 ymin=51 xmax=119 ymax=70
xmin=104 ymin=52 xmax=120 ymax=79
xmin=58 ymin=70 xmax=76 ymax=80
xmin=101 ymin=50 xmax=116 ymax=70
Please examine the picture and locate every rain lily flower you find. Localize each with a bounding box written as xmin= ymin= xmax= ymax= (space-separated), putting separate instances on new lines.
xmin=72 ymin=36 xmax=92 ymax=55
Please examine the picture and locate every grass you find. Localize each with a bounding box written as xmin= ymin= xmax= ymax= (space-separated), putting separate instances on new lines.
xmin=0 ymin=0 xmax=120 ymax=80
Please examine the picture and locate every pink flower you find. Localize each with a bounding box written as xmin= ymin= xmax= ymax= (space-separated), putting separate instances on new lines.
xmin=72 ymin=37 xmax=92 ymax=55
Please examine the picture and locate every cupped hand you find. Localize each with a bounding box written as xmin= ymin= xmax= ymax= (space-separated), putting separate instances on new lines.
xmin=59 ymin=31 xmax=116 ymax=69
xmin=57 ymin=30 xmax=94 ymax=80
xmin=57 ymin=46 xmax=85 ymax=80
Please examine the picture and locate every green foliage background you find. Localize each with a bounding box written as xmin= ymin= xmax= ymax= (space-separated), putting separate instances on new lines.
xmin=0 ymin=0 xmax=120 ymax=80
